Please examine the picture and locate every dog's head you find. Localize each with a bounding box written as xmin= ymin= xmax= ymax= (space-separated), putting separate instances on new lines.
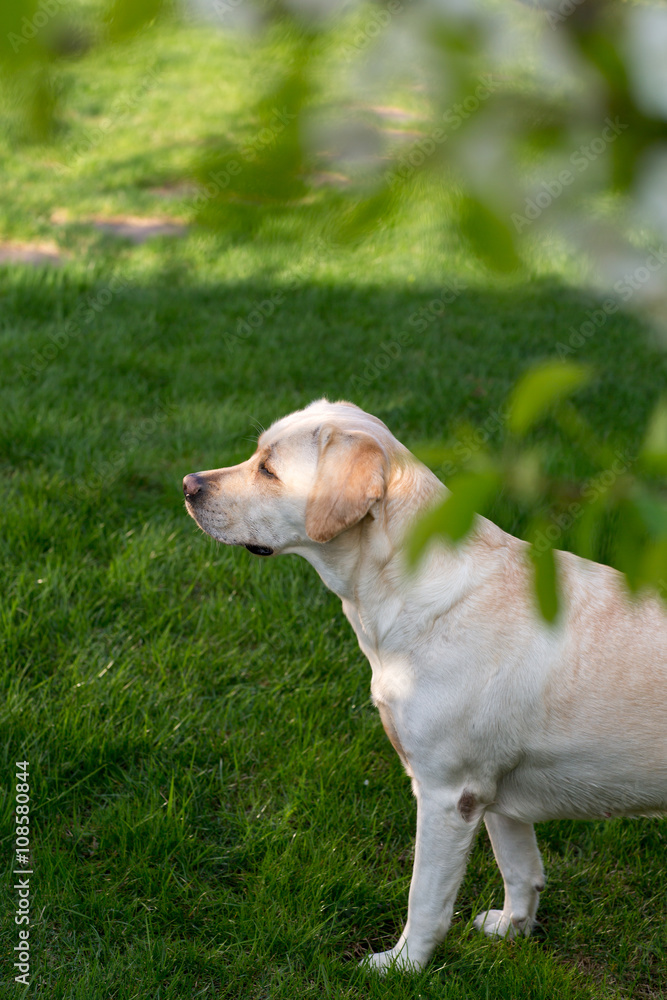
xmin=183 ymin=400 xmax=399 ymax=556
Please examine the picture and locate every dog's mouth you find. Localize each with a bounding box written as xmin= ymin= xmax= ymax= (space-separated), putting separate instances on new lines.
xmin=244 ymin=544 xmax=274 ymax=557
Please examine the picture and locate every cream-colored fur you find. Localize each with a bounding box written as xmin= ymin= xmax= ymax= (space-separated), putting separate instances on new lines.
xmin=183 ymin=399 xmax=667 ymax=971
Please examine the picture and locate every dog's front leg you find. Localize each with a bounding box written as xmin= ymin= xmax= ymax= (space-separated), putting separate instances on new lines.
xmin=364 ymin=786 xmax=481 ymax=973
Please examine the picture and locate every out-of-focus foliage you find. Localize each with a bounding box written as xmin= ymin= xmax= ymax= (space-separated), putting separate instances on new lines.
xmin=507 ymin=361 xmax=591 ymax=437
xmin=5 ymin=0 xmax=667 ymax=304
xmin=409 ymin=361 xmax=667 ymax=621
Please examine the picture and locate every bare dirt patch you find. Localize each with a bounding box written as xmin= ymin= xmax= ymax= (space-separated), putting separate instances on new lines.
xmin=51 ymin=210 xmax=188 ymax=242
xmin=360 ymin=105 xmax=422 ymax=122
xmin=0 ymin=241 xmax=64 ymax=265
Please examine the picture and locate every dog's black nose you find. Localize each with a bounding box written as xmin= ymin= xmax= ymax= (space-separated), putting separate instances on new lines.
xmin=183 ymin=473 xmax=205 ymax=499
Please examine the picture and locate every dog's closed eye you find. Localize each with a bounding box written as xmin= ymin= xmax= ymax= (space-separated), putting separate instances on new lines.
xmin=259 ymin=461 xmax=277 ymax=480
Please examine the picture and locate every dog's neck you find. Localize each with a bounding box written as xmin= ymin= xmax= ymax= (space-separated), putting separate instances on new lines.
xmin=297 ymin=460 xmax=448 ymax=605
xmin=297 ymin=460 xmax=514 ymax=659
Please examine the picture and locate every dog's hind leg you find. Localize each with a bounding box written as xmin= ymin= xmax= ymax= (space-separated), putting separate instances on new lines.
xmin=474 ymin=813 xmax=544 ymax=939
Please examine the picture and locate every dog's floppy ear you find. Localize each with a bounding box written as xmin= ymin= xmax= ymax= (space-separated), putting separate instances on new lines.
xmin=305 ymin=427 xmax=388 ymax=543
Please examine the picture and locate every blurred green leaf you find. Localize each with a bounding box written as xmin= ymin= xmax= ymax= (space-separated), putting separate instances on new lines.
xmin=413 ymin=442 xmax=453 ymax=470
xmin=106 ymin=0 xmax=163 ymax=42
xmin=572 ymin=487 xmax=608 ymax=561
xmin=195 ymin=43 xmax=315 ymax=234
xmin=508 ymin=361 xmax=591 ymax=436
xmin=638 ymin=398 xmax=667 ymax=475
xmin=527 ymin=523 xmax=559 ymax=623
xmin=506 ymin=449 xmax=543 ymax=502
xmin=459 ymin=195 xmax=522 ymax=274
xmin=611 ymin=497 xmax=650 ymax=591
xmin=329 ymin=187 xmax=397 ymax=246
xmin=26 ymin=66 xmax=58 ymax=141
xmin=0 ymin=1 xmax=44 ymax=66
xmin=638 ymin=537 xmax=667 ymax=600
xmin=407 ymin=470 xmax=500 ymax=566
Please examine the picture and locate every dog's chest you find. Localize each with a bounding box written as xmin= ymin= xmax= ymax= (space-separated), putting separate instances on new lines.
xmin=341 ymin=596 xmax=405 ymax=678
xmin=341 ymin=597 xmax=456 ymax=774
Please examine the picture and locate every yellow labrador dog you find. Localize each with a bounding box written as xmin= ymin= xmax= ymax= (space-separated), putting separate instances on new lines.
xmin=183 ymin=399 xmax=667 ymax=971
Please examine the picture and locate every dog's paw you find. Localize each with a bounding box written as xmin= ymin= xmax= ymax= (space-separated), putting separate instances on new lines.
xmin=360 ymin=947 xmax=424 ymax=974
xmin=473 ymin=909 xmax=526 ymax=939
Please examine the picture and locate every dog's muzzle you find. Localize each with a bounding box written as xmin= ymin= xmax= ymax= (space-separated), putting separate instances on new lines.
xmin=183 ymin=474 xmax=274 ymax=555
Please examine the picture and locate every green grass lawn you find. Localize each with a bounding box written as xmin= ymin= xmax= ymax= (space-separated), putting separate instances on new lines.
xmin=1 ymin=10 xmax=666 ymax=999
